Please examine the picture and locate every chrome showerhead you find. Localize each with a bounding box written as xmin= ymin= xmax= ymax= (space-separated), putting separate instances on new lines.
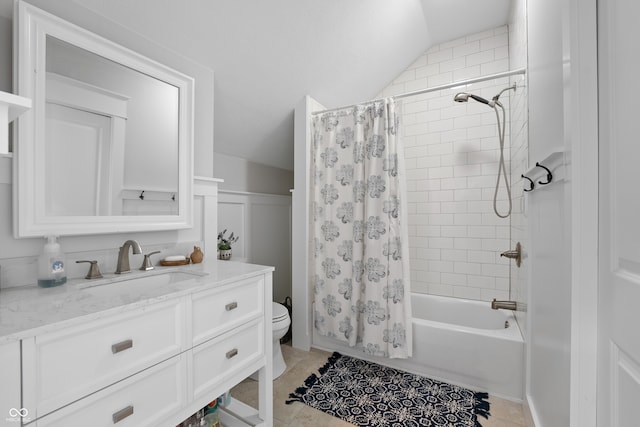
xmin=453 ymin=92 xmax=493 ymax=106
xmin=453 ymin=93 xmax=470 ymax=103
xmin=454 ymin=84 xmax=517 ymax=108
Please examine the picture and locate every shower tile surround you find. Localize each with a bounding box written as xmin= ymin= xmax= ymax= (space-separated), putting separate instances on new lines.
xmin=378 ymin=26 xmax=523 ymax=301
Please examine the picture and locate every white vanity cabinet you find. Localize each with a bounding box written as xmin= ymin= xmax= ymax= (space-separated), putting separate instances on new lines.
xmin=21 ymin=298 xmax=186 ymax=418
xmin=31 ymin=355 xmax=188 ymax=427
xmin=190 ymin=275 xmax=266 ymax=404
xmin=14 ymin=266 xmax=273 ymax=427
xmin=191 ymin=276 xmax=264 ymax=346
xmin=0 ymin=341 xmax=21 ymax=422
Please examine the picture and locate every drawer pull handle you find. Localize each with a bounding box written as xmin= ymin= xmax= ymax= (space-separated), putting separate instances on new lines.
xmin=225 ymin=302 xmax=238 ymax=311
xmin=111 ymin=339 xmax=133 ymax=354
xmin=112 ymin=405 xmax=134 ymax=423
xmin=226 ymin=348 xmax=238 ymax=359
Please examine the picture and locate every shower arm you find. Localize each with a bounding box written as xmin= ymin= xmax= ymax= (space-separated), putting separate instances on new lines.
xmin=492 ymin=83 xmax=517 ymax=105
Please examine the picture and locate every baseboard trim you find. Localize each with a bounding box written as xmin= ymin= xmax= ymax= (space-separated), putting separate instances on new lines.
xmin=525 ymin=394 xmax=541 ymax=427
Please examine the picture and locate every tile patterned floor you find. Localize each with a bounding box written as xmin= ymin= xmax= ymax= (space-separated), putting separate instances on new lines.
xmin=231 ymin=344 xmax=526 ymax=427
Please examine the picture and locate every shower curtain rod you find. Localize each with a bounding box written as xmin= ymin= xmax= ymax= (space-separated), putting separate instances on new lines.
xmin=311 ymin=67 xmax=526 ymax=116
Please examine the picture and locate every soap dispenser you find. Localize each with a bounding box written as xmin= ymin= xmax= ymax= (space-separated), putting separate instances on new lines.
xmin=37 ymin=235 xmax=67 ymax=288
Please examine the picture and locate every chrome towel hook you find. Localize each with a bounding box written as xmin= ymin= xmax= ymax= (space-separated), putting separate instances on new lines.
xmin=521 ymin=174 xmax=534 ymax=192
xmin=535 ymin=162 xmax=553 ymax=185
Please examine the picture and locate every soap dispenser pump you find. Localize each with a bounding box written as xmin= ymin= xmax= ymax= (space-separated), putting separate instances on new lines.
xmin=37 ymin=235 xmax=67 ymax=288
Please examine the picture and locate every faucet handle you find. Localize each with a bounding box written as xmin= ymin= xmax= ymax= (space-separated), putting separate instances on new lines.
xmin=140 ymin=251 xmax=161 ymax=271
xmin=500 ymin=242 xmax=522 ymax=267
xmin=76 ymin=260 xmax=103 ymax=279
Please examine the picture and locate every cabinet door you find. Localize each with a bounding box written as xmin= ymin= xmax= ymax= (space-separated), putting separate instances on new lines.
xmin=0 ymin=342 xmax=23 ymax=424
xmin=23 ymin=298 xmax=185 ymax=417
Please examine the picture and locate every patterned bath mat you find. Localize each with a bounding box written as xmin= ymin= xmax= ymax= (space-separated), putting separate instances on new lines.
xmin=286 ymin=352 xmax=490 ymax=427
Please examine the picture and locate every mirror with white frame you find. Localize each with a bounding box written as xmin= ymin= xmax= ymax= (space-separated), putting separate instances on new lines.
xmin=13 ymin=2 xmax=194 ymax=237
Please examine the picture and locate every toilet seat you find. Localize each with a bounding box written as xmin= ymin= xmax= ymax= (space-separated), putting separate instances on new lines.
xmin=272 ymin=302 xmax=289 ymax=322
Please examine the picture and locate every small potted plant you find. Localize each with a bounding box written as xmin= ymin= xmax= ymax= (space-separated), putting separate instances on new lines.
xmin=217 ymin=229 xmax=239 ymax=260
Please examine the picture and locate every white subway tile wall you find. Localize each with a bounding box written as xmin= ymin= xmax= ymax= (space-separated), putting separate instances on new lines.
xmin=378 ymin=26 xmax=521 ymax=301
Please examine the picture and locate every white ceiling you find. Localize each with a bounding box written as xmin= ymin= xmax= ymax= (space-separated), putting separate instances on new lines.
xmin=10 ymin=0 xmax=512 ymax=171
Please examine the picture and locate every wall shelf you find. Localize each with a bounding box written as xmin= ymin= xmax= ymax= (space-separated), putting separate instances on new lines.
xmin=0 ymin=91 xmax=32 ymax=122
xmin=0 ymin=91 xmax=32 ymax=154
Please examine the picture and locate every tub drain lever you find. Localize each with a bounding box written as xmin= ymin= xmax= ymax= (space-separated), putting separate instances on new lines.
xmin=500 ymin=242 xmax=522 ymax=267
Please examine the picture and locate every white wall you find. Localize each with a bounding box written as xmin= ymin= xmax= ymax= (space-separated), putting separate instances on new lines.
xmin=526 ymin=0 xmax=572 ymax=424
xmin=214 ymin=153 xmax=293 ymax=303
xmin=291 ymin=95 xmax=326 ymax=351
xmin=213 ymin=152 xmax=293 ymax=304
xmin=526 ymin=0 xmax=600 ymax=425
xmin=0 ymin=13 xmax=10 ymax=93
xmin=508 ymin=0 xmax=530 ymax=340
xmin=377 ymin=26 xmax=520 ymax=302
xmin=214 ymin=153 xmax=293 ymax=196
xmin=218 ymin=191 xmax=291 ymax=303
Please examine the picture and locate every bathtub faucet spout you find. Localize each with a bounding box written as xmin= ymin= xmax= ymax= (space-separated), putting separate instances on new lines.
xmin=491 ymin=299 xmax=517 ymax=310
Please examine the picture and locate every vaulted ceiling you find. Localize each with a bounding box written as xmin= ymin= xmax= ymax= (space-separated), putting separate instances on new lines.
xmin=7 ymin=0 xmax=512 ymax=170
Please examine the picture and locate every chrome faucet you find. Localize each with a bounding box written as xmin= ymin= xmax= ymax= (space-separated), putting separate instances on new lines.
xmin=115 ymin=240 xmax=142 ymax=274
xmin=491 ymin=299 xmax=518 ymax=311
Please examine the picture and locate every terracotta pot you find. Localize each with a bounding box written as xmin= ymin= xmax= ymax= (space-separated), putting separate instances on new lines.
xmin=190 ymin=246 xmax=204 ymax=264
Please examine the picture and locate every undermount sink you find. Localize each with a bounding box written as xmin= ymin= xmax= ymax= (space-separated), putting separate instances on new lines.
xmin=76 ymin=270 xmax=205 ymax=296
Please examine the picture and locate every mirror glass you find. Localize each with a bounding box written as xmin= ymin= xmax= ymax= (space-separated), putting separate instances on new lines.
xmin=15 ymin=3 xmax=193 ymax=236
xmin=45 ymin=36 xmax=180 ymax=216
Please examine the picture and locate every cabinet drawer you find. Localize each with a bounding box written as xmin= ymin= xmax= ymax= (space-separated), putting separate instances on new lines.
xmin=192 ymin=320 xmax=264 ymax=400
xmin=24 ymin=299 xmax=184 ymax=416
xmin=35 ymin=355 xmax=186 ymax=427
xmin=192 ymin=276 xmax=263 ymax=345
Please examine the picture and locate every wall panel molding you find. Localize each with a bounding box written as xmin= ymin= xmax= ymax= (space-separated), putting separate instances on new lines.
xmin=218 ymin=190 xmax=292 ymax=302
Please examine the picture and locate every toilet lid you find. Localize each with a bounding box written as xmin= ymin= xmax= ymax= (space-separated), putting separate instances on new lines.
xmin=272 ymin=302 xmax=289 ymax=321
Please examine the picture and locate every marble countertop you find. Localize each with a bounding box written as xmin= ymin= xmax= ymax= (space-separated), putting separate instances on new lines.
xmin=0 ymin=260 xmax=274 ymax=344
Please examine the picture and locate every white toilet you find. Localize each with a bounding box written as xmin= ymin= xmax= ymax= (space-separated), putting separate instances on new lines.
xmin=252 ymin=301 xmax=291 ymax=381
xmin=271 ymin=302 xmax=291 ymax=379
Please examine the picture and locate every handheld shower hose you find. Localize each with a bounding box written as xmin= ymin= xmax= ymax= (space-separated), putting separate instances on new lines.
xmin=454 ymin=84 xmax=516 ymax=218
xmin=492 ymin=101 xmax=511 ymax=218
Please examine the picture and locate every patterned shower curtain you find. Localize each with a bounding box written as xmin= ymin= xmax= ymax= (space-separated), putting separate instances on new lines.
xmin=312 ymin=98 xmax=412 ymax=359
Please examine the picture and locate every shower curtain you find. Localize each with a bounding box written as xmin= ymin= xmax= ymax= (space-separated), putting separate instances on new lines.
xmin=312 ymin=98 xmax=412 ymax=359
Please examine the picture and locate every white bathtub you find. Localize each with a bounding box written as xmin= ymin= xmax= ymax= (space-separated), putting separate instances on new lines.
xmin=312 ymin=293 xmax=524 ymax=400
